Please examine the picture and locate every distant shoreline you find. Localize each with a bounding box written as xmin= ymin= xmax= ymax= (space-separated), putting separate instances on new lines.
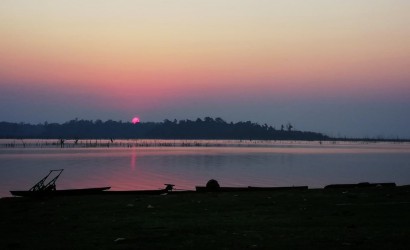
xmin=1 ymin=118 xmax=408 ymax=142
xmin=1 ymin=138 xmax=409 ymax=149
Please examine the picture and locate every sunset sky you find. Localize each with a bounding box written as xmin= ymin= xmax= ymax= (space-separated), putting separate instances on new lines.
xmin=1 ymin=0 xmax=409 ymax=138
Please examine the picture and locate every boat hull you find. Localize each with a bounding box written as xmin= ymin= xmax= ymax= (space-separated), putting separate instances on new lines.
xmin=10 ymin=187 xmax=111 ymax=197
xmin=195 ymin=186 xmax=308 ymax=192
xmin=103 ymin=190 xmax=167 ymax=195
xmin=324 ymin=182 xmax=396 ymax=189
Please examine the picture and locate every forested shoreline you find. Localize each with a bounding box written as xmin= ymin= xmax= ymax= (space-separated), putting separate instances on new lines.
xmin=0 ymin=117 xmax=329 ymax=140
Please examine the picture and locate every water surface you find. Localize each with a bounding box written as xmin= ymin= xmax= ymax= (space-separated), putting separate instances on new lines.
xmin=1 ymin=140 xmax=409 ymax=197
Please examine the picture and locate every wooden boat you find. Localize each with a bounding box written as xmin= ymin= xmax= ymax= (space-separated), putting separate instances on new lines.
xmin=248 ymin=186 xmax=308 ymax=191
xmin=10 ymin=169 xmax=111 ymax=197
xmin=324 ymin=182 xmax=396 ymax=189
xmin=10 ymin=187 xmax=111 ymax=197
xmin=195 ymin=186 xmax=308 ymax=192
xmin=102 ymin=184 xmax=178 ymax=195
xmin=103 ymin=189 xmax=167 ymax=195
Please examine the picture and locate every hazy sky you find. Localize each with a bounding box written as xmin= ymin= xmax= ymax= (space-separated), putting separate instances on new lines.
xmin=1 ymin=0 xmax=409 ymax=138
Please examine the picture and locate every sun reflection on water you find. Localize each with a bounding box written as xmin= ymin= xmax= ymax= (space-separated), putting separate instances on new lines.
xmin=130 ymin=149 xmax=137 ymax=171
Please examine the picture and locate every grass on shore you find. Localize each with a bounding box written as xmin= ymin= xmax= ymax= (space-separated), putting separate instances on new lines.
xmin=1 ymin=187 xmax=410 ymax=250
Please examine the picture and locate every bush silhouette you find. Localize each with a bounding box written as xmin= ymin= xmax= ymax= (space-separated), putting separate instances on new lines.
xmin=206 ymin=179 xmax=221 ymax=191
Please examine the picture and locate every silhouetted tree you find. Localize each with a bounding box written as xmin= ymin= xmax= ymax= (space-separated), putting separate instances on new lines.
xmin=286 ymin=123 xmax=293 ymax=132
xmin=0 ymin=118 xmax=330 ymax=140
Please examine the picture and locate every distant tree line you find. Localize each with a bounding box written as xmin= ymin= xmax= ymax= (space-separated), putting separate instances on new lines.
xmin=0 ymin=117 xmax=329 ymax=140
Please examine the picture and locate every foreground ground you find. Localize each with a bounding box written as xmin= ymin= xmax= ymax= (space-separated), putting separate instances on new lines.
xmin=1 ymin=187 xmax=410 ymax=250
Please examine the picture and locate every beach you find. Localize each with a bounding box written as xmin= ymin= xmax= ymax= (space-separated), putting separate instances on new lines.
xmin=1 ymin=186 xmax=410 ymax=249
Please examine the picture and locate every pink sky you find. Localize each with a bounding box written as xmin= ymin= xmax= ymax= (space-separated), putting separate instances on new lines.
xmin=0 ymin=0 xmax=409 ymax=137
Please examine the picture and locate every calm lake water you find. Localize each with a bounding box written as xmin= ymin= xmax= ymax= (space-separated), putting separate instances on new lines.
xmin=1 ymin=140 xmax=410 ymax=197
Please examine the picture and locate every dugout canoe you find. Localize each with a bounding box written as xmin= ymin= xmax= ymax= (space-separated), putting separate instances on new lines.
xmin=195 ymin=186 xmax=308 ymax=192
xmin=10 ymin=187 xmax=111 ymax=197
xmin=324 ymin=182 xmax=396 ymax=189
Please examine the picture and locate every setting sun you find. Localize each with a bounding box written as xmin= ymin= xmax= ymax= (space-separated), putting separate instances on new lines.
xmin=132 ymin=117 xmax=140 ymax=124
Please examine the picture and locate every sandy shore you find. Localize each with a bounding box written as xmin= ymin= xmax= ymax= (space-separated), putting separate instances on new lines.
xmin=1 ymin=187 xmax=410 ymax=249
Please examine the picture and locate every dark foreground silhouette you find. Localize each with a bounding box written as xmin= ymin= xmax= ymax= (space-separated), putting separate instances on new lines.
xmin=0 ymin=117 xmax=328 ymax=140
xmin=2 ymin=185 xmax=410 ymax=250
